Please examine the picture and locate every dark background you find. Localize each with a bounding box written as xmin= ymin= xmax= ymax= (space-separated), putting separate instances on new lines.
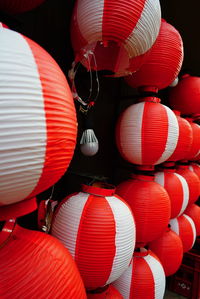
xmin=1 ymin=0 xmax=200 ymax=202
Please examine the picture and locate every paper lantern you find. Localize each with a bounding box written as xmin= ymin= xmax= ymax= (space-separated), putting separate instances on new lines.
xmin=71 ymin=0 xmax=161 ymax=76
xmin=170 ymin=214 xmax=196 ymax=252
xmin=176 ymin=164 xmax=200 ymax=205
xmin=113 ymin=249 xmax=166 ymax=299
xmin=115 ymin=97 xmax=179 ymax=166
xmin=87 ymin=285 xmax=123 ymax=299
xmin=189 ymin=163 xmax=200 ymax=180
xmin=0 ymin=27 xmax=77 ymax=213
xmin=168 ymin=74 xmax=200 ymax=116
xmin=185 ymin=204 xmax=200 ymax=236
xmin=184 ymin=119 xmax=200 ymax=161
xmin=154 ymin=167 xmax=189 ymax=218
xmin=51 ymin=183 xmax=136 ymax=290
xmin=167 ymin=111 xmax=193 ymax=162
xmin=0 ymin=220 xmax=86 ymax=298
xmin=116 ymin=173 xmax=171 ymax=246
xmin=125 ymin=19 xmax=183 ymax=91
xmin=148 ymin=228 xmax=183 ymax=276
xmin=0 ymin=0 xmax=45 ymax=14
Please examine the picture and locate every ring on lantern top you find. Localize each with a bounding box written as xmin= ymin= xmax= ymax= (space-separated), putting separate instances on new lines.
xmin=81 ymin=183 xmax=116 ymax=196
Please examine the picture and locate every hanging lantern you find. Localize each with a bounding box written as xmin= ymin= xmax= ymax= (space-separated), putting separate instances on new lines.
xmin=115 ymin=97 xmax=179 ymax=166
xmin=71 ymin=0 xmax=161 ymax=77
xmin=0 ymin=219 xmax=86 ymax=298
xmin=154 ymin=165 xmax=189 ymax=219
xmin=185 ymin=204 xmax=200 ymax=236
xmin=189 ymin=163 xmax=200 ymax=180
xmin=170 ymin=214 xmax=196 ymax=252
xmin=176 ymin=164 xmax=200 ymax=205
xmin=87 ymin=285 xmax=123 ymax=299
xmin=51 ymin=183 xmax=136 ymax=290
xmin=184 ymin=118 xmax=200 ymax=161
xmin=125 ymin=19 xmax=183 ymax=92
xmin=168 ymin=74 xmax=200 ymax=116
xmin=167 ymin=111 xmax=193 ymax=162
xmin=116 ymin=173 xmax=170 ymax=247
xmin=169 ymin=77 xmax=179 ymax=87
xmin=0 ymin=27 xmax=77 ymax=217
xmin=148 ymin=227 xmax=183 ymax=276
xmin=0 ymin=0 xmax=45 ymax=14
xmin=113 ymin=248 xmax=166 ymax=299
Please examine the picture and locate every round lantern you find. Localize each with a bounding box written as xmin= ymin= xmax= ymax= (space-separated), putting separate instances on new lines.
xmin=87 ymin=285 xmax=123 ymax=299
xmin=167 ymin=111 xmax=193 ymax=162
xmin=115 ymin=97 xmax=179 ymax=166
xmin=154 ymin=167 xmax=189 ymax=218
xmin=125 ymin=19 xmax=183 ymax=91
xmin=185 ymin=204 xmax=200 ymax=236
xmin=116 ymin=173 xmax=171 ymax=246
xmin=148 ymin=227 xmax=183 ymax=276
xmin=113 ymin=249 xmax=166 ymax=299
xmin=0 ymin=27 xmax=77 ymax=215
xmin=51 ymin=183 xmax=136 ymax=290
xmin=0 ymin=219 xmax=86 ymax=298
xmin=170 ymin=214 xmax=196 ymax=252
xmin=184 ymin=119 xmax=200 ymax=161
xmin=71 ymin=0 xmax=161 ymax=76
xmin=0 ymin=0 xmax=45 ymax=14
xmin=168 ymin=74 xmax=200 ymax=116
xmin=189 ymin=163 xmax=200 ymax=180
xmin=176 ymin=164 xmax=200 ymax=205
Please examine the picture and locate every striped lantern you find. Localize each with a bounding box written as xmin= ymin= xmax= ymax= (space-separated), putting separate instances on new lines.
xmin=189 ymin=163 xmax=200 ymax=180
xmin=154 ymin=167 xmax=189 ymax=219
xmin=184 ymin=118 xmax=200 ymax=161
xmin=168 ymin=74 xmax=200 ymax=116
xmin=113 ymin=249 xmax=166 ymax=299
xmin=71 ymin=0 xmax=161 ymax=76
xmin=167 ymin=111 xmax=193 ymax=162
xmin=148 ymin=228 xmax=183 ymax=276
xmin=0 ymin=0 xmax=45 ymax=14
xmin=125 ymin=19 xmax=183 ymax=92
xmin=0 ymin=220 xmax=86 ymax=299
xmin=87 ymin=285 xmax=123 ymax=299
xmin=0 ymin=27 xmax=77 ymax=216
xmin=51 ymin=183 xmax=136 ymax=290
xmin=115 ymin=97 xmax=179 ymax=166
xmin=185 ymin=204 xmax=200 ymax=236
xmin=170 ymin=214 xmax=196 ymax=253
xmin=116 ymin=173 xmax=171 ymax=247
xmin=176 ymin=164 xmax=200 ymax=205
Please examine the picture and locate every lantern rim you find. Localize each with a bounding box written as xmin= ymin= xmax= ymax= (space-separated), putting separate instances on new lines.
xmin=81 ymin=183 xmax=116 ymax=196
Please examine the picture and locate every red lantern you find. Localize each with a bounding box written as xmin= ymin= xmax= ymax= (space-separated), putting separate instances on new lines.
xmin=115 ymin=97 xmax=179 ymax=166
xmin=184 ymin=119 xmax=200 ymax=161
xmin=154 ymin=167 xmax=189 ymax=218
xmin=71 ymin=0 xmax=161 ymax=76
xmin=113 ymin=249 xmax=166 ymax=299
xmin=51 ymin=183 xmax=136 ymax=290
xmin=167 ymin=111 xmax=193 ymax=162
xmin=116 ymin=173 xmax=171 ymax=246
xmin=0 ymin=0 xmax=45 ymax=14
xmin=0 ymin=220 xmax=86 ymax=298
xmin=87 ymin=285 xmax=123 ymax=299
xmin=176 ymin=164 xmax=200 ymax=205
xmin=0 ymin=27 xmax=77 ymax=218
xmin=170 ymin=214 xmax=196 ymax=252
xmin=185 ymin=204 xmax=200 ymax=236
xmin=125 ymin=19 xmax=183 ymax=91
xmin=189 ymin=163 xmax=200 ymax=180
xmin=168 ymin=74 xmax=200 ymax=116
xmin=148 ymin=228 xmax=183 ymax=276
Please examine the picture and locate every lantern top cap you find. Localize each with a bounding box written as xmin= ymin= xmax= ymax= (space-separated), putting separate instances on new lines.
xmin=81 ymin=183 xmax=116 ymax=196
xmin=133 ymin=248 xmax=150 ymax=257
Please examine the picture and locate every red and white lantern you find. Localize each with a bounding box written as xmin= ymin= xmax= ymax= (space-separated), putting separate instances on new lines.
xmin=51 ymin=183 xmax=136 ymax=290
xmin=71 ymin=0 xmax=161 ymax=76
xmin=176 ymin=164 xmax=200 ymax=205
xmin=115 ymin=97 xmax=179 ymax=166
xmin=0 ymin=220 xmax=86 ymax=298
xmin=148 ymin=228 xmax=183 ymax=276
xmin=170 ymin=214 xmax=196 ymax=252
xmin=0 ymin=27 xmax=77 ymax=217
xmin=0 ymin=0 xmax=45 ymax=14
xmin=116 ymin=173 xmax=171 ymax=246
xmin=113 ymin=249 xmax=166 ymax=299
xmin=185 ymin=204 xmax=200 ymax=236
xmin=154 ymin=167 xmax=189 ymax=218
xmin=87 ymin=285 xmax=123 ymax=299
xmin=125 ymin=19 xmax=183 ymax=91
